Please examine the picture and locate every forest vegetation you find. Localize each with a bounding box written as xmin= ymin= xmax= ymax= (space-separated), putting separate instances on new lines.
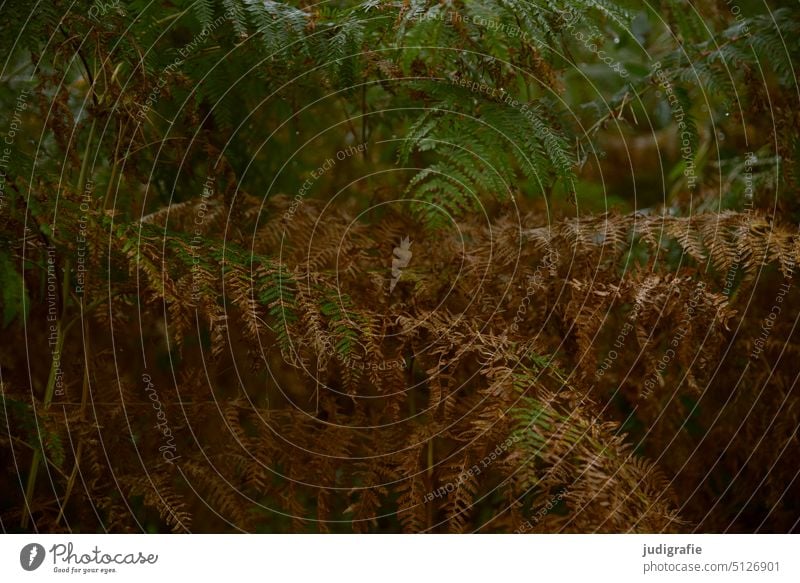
xmin=0 ymin=0 xmax=799 ymax=533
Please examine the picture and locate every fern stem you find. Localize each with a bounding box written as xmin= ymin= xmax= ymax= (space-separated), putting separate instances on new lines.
xmin=8 ymin=435 xmax=70 ymax=481
xmin=44 ymin=267 xmax=68 ymax=411
xmin=20 ymin=451 xmax=41 ymax=529
xmin=103 ymin=119 xmax=125 ymax=211
xmin=54 ymin=408 xmax=85 ymax=526
xmin=55 ymin=315 xmax=91 ymax=526
xmin=361 ymin=83 xmax=367 ymax=148
xmin=20 ymin=258 xmax=69 ymax=529
xmin=19 ymin=114 xmax=91 ymax=528
xmin=426 ymin=439 xmax=434 ymax=530
xmin=427 ymin=439 xmax=434 ymax=479
xmin=78 ymin=119 xmax=97 ymax=194
xmin=407 ymin=354 xmax=416 ymax=416
xmin=54 ymin=441 xmax=83 ymax=526
xmin=155 ymin=6 xmax=190 ymax=24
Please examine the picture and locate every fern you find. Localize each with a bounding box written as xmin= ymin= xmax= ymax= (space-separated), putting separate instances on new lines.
xmin=400 ymin=81 xmax=576 ymax=225
xmin=2 ymin=0 xmax=799 ymax=535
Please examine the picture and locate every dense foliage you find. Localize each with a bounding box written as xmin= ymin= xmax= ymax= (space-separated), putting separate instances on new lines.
xmin=1 ymin=0 xmax=799 ymax=533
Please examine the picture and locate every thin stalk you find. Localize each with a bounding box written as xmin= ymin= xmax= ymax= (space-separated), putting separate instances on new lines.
xmin=361 ymin=83 xmax=367 ymax=150
xmin=426 ymin=439 xmax=434 ymax=529
xmin=55 ymin=319 xmax=90 ymax=526
xmin=20 ymin=108 xmax=94 ymax=528
xmin=20 ymin=258 xmax=69 ymax=529
xmin=103 ymin=119 xmax=126 ymax=211
xmin=407 ymin=355 xmax=416 ymax=417
xmin=78 ymin=119 xmax=97 ymax=194
xmin=9 ymin=435 xmax=70 ymax=481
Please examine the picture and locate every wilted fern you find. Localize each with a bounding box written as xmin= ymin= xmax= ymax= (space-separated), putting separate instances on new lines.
xmin=1 ymin=0 xmax=798 ymax=535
